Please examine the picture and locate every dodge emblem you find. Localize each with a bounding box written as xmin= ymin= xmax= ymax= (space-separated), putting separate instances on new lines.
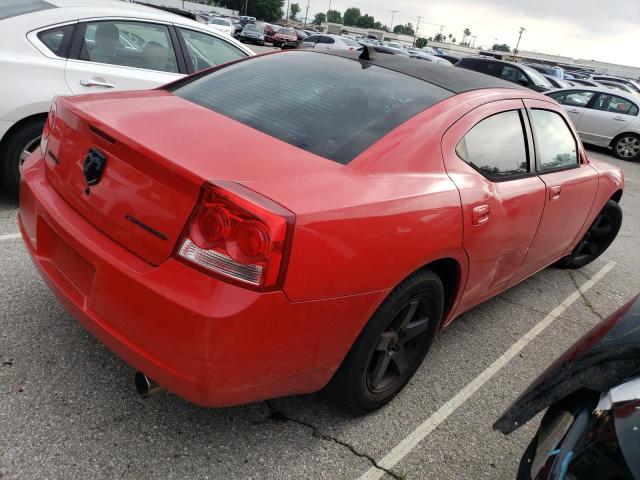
xmin=83 ymin=148 xmax=107 ymax=186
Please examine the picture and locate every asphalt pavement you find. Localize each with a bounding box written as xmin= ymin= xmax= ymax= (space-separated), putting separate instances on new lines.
xmin=0 ymin=113 xmax=638 ymax=479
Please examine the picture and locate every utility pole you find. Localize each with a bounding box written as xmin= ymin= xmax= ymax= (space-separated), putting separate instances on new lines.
xmin=514 ymin=26 xmax=526 ymax=58
xmin=303 ymin=0 xmax=310 ymax=27
xmin=390 ymin=10 xmax=398 ymax=32
xmin=326 ymin=0 xmax=331 ymax=29
xmin=244 ymin=0 xmax=248 ymax=16
xmin=471 ymin=35 xmax=477 ymax=48
xmin=285 ymin=0 xmax=290 ymax=25
xmin=413 ymin=15 xmax=422 ymax=46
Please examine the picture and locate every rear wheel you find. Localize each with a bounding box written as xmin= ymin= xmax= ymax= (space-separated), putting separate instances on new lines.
xmin=327 ymin=270 xmax=444 ymax=414
xmin=0 ymin=118 xmax=45 ymax=197
xmin=612 ymin=134 xmax=640 ymax=161
xmin=556 ymin=200 xmax=622 ymax=269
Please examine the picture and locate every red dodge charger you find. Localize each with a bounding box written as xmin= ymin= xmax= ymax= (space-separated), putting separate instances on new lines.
xmin=19 ymin=49 xmax=624 ymax=414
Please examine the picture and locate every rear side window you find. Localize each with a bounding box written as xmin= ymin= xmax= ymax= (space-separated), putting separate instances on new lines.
xmin=37 ymin=24 xmax=75 ymax=58
xmin=456 ymin=110 xmax=529 ymax=179
xmin=179 ymin=28 xmax=247 ymax=71
xmin=172 ymin=52 xmax=451 ymax=164
xmin=0 ymin=0 xmax=53 ymax=20
xmin=529 ymin=109 xmax=578 ymax=171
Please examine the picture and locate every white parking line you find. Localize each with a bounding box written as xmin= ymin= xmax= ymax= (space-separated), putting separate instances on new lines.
xmin=358 ymin=262 xmax=615 ymax=480
xmin=0 ymin=233 xmax=20 ymax=241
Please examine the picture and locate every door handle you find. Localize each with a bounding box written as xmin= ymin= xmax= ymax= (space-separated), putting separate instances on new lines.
xmin=80 ymin=79 xmax=115 ymax=88
xmin=612 ymin=116 xmax=627 ymax=122
xmin=549 ymin=186 xmax=561 ymax=201
xmin=472 ymin=204 xmax=490 ymax=225
xmin=568 ymin=109 xmax=580 ymax=114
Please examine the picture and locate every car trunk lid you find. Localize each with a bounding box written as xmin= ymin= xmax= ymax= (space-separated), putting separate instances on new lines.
xmin=44 ymin=90 xmax=338 ymax=265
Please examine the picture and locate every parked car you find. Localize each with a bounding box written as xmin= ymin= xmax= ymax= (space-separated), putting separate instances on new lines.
xmin=495 ymin=294 xmax=640 ymax=480
xmin=261 ymin=23 xmax=278 ymax=43
xmin=0 ymin=0 xmax=253 ymax=196
xmin=20 ymin=50 xmax=623 ymax=413
xmin=435 ymin=53 xmax=461 ymax=64
xmin=591 ymin=75 xmax=640 ymax=95
xmin=543 ymin=74 xmax=572 ymax=89
xmin=546 ymin=87 xmax=640 ymax=161
xmin=412 ymin=53 xmax=453 ymax=66
xmin=598 ymin=80 xmax=639 ymax=95
xmin=271 ymin=27 xmax=297 ymax=47
xmin=298 ymin=34 xmax=362 ymax=51
xmin=456 ymin=58 xmax=554 ymax=93
xmin=239 ymin=23 xmax=265 ymax=45
xmin=207 ymin=17 xmax=235 ymax=37
xmin=525 ymin=63 xmax=556 ymax=76
xmin=381 ymin=41 xmax=406 ymax=55
xmin=568 ymin=78 xmax=603 ymax=87
xmin=231 ymin=19 xmax=243 ymax=35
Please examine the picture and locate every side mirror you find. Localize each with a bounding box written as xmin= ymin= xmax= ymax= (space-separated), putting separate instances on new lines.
xmin=518 ymin=79 xmax=530 ymax=87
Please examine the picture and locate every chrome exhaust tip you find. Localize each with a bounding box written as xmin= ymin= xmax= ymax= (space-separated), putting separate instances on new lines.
xmin=134 ymin=372 xmax=163 ymax=398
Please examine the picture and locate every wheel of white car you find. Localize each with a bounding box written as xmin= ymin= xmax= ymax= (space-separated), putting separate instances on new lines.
xmin=0 ymin=118 xmax=45 ymax=197
xmin=612 ymin=133 xmax=640 ymax=161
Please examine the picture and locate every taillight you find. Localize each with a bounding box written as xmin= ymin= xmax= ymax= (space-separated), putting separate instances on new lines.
xmin=40 ymin=101 xmax=57 ymax=156
xmin=177 ymin=181 xmax=295 ymax=291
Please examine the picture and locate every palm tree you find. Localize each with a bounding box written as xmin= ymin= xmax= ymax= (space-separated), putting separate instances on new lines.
xmin=463 ymin=28 xmax=471 ymax=45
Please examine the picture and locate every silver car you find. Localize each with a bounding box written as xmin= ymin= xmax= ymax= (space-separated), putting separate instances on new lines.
xmin=299 ymin=34 xmax=362 ymax=51
xmin=547 ymin=87 xmax=640 ymax=161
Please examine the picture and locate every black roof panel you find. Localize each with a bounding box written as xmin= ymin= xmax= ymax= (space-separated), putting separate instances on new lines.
xmin=318 ymin=49 xmax=529 ymax=94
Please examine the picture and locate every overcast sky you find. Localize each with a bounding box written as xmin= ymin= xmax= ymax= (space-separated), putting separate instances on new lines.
xmin=308 ymin=0 xmax=640 ymax=67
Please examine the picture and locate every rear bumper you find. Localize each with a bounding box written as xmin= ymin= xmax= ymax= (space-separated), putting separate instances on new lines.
xmin=19 ymin=153 xmax=387 ymax=406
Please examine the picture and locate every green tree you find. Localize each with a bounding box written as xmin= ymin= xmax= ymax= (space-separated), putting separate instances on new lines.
xmin=415 ymin=37 xmax=428 ymax=48
xmin=463 ymin=27 xmax=471 ymax=45
xmin=289 ymin=3 xmax=300 ymax=19
xmin=343 ymin=7 xmax=361 ymax=26
xmin=434 ymin=33 xmax=445 ymax=42
xmin=393 ymin=24 xmax=405 ymax=34
xmin=393 ymin=23 xmax=414 ymax=35
xmin=492 ymin=43 xmax=511 ymax=52
xmin=313 ymin=12 xmax=326 ymax=25
xmin=355 ymin=14 xmax=375 ymax=28
xmin=327 ymin=9 xmax=342 ymax=23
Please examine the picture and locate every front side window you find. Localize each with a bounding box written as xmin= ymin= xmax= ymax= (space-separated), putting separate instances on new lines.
xmin=79 ymin=21 xmax=178 ymax=73
xmin=172 ymin=51 xmax=451 ymax=164
xmin=501 ymin=65 xmax=528 ymax=84
xmin=529 ymin=109 xmax=578 ymax=171
xmin=179 ymin=28 xmax=247 ymax=72
xmin=520 ymin=64 xmax=553 ymax=89
xmin=317 ymin=36 xmax=335 ymax=44
xmin=456 ymin=110 xmax=529 ymax=179
xmin=592 ymin=94 xmax=638 ymax=116
xmin=37 ymin=24 xmax=75 ymax=58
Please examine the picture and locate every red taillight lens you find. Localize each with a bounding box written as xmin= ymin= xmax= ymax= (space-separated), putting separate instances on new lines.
xmin=177 ymin=181 xmax=294 ymax=291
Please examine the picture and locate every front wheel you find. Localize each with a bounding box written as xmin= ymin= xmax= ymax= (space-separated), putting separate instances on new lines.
xmin=612 ymin=133 xmax=640 ymax=161
xmin=327 ymin=270 xmax=444 ymax=414
xmin=0 ymin=118 xmax=45 ymax=197
xmin=556 ymin=200 xmax=622 ymax=269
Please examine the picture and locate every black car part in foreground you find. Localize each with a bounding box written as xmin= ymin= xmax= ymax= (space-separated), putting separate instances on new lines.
xmin=495 ymin=294 xmax=640 ymax=479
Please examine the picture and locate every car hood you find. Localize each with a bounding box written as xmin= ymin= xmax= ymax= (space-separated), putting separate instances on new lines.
xmin=494 ymin=294 xmax=640 ymax=434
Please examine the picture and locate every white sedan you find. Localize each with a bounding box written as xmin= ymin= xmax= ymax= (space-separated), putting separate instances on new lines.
xmin=298 ymin=34 xmax=363 ymax=51
xmin=547 ymin=87 xmax=640 ymax=161
xmin=0 ymin=0 xmax=254 ymax=195
xmin=207 ymin=17 xmax=235 ymax=37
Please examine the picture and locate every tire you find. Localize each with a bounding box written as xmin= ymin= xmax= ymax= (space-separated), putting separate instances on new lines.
xmin=612 ymin=133 xmax=640 ymax=161
xmin=0 ymin=118 xmax=45 ymax=197
xmin=556 ymin=200 xmax=622 ymax=269
xmin=326 ymin=270 xmax=444 ymax=414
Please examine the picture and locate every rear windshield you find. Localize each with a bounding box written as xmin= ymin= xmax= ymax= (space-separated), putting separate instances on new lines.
xmin=0 ymin=0 xmax=53 ymax=20
xmin=172 ymin=51 xmax=451 ymax=164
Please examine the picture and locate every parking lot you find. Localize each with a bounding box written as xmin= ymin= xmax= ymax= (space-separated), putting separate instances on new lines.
xmin=0 ymin=143 xmax=638 ymax=479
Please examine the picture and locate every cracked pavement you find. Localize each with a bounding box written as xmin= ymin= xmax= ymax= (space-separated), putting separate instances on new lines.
xmin=1 ymin=146 xmax=638 ymax=479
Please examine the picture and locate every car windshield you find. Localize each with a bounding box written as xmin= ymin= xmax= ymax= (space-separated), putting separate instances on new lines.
xmin=245 ymin=24 xmax=260 ymax=32
xmin=211 ymin=19 xmax=230 ymax=26
xmin=521 ymin=64 xmax=553 ymax=88
xmin=172 ymin=52 xmax=451 ymax=164
xmin=278 ymin=28 xmax=295 ymax=35
xmin=0 ymin=0 xmax=53 ymax=19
